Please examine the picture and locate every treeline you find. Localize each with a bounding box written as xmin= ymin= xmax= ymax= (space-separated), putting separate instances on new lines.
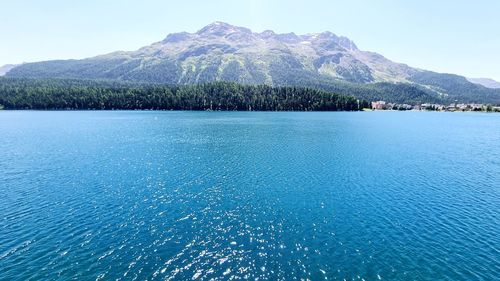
xmin=0 ymin=78 xmax=369 ymax=111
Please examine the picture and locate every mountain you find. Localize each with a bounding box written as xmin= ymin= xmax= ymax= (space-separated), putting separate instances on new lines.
xmin=467 ymin=77 xmax=500 ymax=89
xmin=6 ymin=22 xmax=500 ymax=104
xmin=0 ymin=64 xmax=18 ymax=76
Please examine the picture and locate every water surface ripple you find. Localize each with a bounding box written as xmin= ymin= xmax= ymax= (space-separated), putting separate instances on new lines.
xmin=0 ymin=111 xmax=499 ymax=280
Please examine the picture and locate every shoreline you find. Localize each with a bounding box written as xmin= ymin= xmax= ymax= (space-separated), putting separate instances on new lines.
xmin=0 ymin=109 xmax=498 ymax=113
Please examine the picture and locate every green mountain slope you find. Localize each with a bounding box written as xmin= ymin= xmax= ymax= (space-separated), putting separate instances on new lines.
xmin=6 ymin=22 xmax=500 ymax=104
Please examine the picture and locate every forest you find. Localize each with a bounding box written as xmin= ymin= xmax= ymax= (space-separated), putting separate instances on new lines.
xmin=0 ymin=78 xmax=369 ymax=111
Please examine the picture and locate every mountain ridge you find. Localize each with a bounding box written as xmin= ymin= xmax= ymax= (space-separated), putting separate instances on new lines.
xmin=6 ymin=22 xmax=500 ymax=104
xmin=467 ymin=77 xmax=500 ymax=89
xmin=0 ymin=64 xmax=18 ymax=76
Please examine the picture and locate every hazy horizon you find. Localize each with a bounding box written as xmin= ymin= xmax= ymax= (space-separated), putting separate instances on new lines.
xmin=1 ymin=0 xmax=500 ymax=81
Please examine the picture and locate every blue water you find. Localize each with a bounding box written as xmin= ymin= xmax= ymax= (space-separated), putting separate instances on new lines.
xmin=0 ymin=111 xmax=499 ymax=281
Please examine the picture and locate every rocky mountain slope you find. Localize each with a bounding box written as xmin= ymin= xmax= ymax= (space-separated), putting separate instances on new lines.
xmin=6 ymin=22 xmax=500 ymax=103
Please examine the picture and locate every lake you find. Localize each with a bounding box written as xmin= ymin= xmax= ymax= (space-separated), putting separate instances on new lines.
xmin=0 ymin=111 xmax=499 ymax=280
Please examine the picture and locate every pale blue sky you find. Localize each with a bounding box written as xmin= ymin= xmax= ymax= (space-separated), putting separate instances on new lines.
xmin=1 ymin=0 xmax=499 ymax=80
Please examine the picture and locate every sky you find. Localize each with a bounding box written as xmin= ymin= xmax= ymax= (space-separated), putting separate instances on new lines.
xmin=1 ymin=0 xmax=499 ymax=80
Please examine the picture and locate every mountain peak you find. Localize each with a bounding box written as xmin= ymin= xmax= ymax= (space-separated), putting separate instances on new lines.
xmin=258 ymin=30 xmax=275 ymax=40
xmin=6 ymin=22 xmax=500 ymax=104
xmin=196 ymin=22 xmax=251 ymax=36
xmin=162 ymin=31 xmax=191 ymax=43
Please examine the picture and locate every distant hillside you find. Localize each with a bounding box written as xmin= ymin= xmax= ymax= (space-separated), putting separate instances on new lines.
xmin=6 ymin=22 xmax=500 ymax=104
xmin=0 ymin=64 xmax=18 ymax=76
xmin=467 ymin=77 xmax=500 ymax=89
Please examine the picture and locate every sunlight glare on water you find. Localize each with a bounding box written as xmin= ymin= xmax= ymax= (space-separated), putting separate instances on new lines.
xmin=0 ymin=111 xmax=499 ymax=280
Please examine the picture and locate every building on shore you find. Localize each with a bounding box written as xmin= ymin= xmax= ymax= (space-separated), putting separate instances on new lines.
xmin=371 ymin=101 xmax=386 ymax=110
xmin=373 ymin=101 xmax=499 ymax=112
